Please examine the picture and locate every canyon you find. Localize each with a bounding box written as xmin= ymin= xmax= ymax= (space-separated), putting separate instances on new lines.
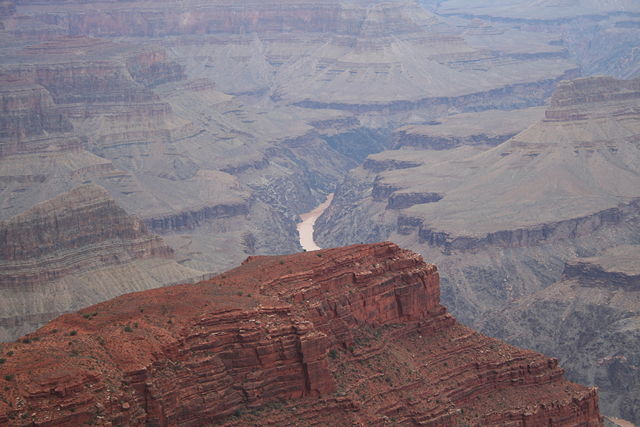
xmin=317 ymin=75 xmax=640 ymax=322
xmin=0 ymin=0 xmax=602 ymax=339
xmin=0 ymin=243 xmax=603 ymax=426
xmin=0 ymin=0 xmax=639 ymax=423
xmin=315 ymin=75 xmax=640 ymax=423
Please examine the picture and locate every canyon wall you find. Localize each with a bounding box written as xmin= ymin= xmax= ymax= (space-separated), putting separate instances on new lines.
xmin=0 ymin=185 xmax=204 ymax=341
xmin=0 ymin=243 xmax=602 ymax=426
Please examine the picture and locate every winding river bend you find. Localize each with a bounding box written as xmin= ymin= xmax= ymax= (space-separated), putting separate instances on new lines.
xmin=297 ymin=194 xmax=334 ymax=251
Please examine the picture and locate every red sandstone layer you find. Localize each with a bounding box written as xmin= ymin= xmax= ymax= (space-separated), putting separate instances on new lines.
xmin=0 ymin=243 xmax=602 ymax=426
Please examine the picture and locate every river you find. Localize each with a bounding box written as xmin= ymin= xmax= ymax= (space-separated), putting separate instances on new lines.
xmin=297 ymin=194 xmax=334 ymax=251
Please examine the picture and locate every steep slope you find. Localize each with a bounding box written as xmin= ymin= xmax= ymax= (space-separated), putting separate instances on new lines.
xmin=0 ymin=184 xmax=205 ymax=341
xmin=316 ymin=76 xmax=640 ymax=324
xmin=483 ymin=246 xmax=640 ymax=424
xmin=0 ymin=243 xmax=602 ymax=426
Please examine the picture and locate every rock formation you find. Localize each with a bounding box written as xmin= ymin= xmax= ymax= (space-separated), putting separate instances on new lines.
xmin=483 ymin=245 xmax=640 ymax=424
xmin=0 ymin=243 xmax=602 ymax=426
xmin=0 ymin=184 xmax=205 ymax=341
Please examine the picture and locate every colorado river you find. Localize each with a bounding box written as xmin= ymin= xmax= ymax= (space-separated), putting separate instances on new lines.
xmin=297 ymin=194 xmax=334 ymax=251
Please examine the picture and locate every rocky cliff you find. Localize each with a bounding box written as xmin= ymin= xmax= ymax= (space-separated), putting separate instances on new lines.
xmin=0 ymin=184 xmax=204 ymax=341
xmin=0 ymin=242 xmax=602 ymax=426
xmin=483 ymin=245 xmax=640 ymax=424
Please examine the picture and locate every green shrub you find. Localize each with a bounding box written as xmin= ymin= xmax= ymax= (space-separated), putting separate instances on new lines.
xmin=69 ymin=330 xmax=77 ymax=336
xmin=123 ymin=325 xmax=133 ymax=333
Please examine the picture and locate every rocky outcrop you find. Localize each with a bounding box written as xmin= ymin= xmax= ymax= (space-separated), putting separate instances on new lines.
xmin=0 ymin=243 xmax=602 ymax=426
xmin=482 ymin=245 xmax=640 ymax=424
xmin=0 ymin=184 xmax=204 ymax=341
xmin=1 ymin=37 xmax=185 ymax=105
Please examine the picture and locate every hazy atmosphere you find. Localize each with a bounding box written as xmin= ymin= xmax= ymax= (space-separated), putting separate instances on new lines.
xmin=0 ymin=0 xmax=639 ymax=425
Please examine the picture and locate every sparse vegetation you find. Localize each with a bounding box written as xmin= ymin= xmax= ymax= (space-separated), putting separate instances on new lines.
xmin=329 ymin=349 xmax=338 ymax=359
xmin=21 ymin=338 xmax=31 ymax=344
xmin=69 ymin=330 xmax=77 ymax=336
xmin=4 ymin=375 xmax=14 ymax=381
xmin=124 ymin=325 xmax=133 ymax=333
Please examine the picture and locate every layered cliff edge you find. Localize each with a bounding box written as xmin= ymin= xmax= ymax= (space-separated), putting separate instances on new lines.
xmin=0 ymin=243 xmax=602 ymax=426
xmin=0 ymin=184 xmax=206 ymax=341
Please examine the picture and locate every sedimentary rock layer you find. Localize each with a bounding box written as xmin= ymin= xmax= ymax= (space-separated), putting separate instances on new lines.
xmin=0 ymin=184 xmax=204 ymax=341
xmin=0 ymin=243 xmax=602 ymax=426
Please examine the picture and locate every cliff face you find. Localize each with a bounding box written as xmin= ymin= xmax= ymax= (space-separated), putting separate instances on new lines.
xmin=0 ymin=243 xmax=602 ymax=426
xmin=483 ymin=245 xmax=640 ymax=424
xmin=0 ymin=184 xmax=204 ymax=341
xmin=316 ymin=76 xmax=640 ymax=325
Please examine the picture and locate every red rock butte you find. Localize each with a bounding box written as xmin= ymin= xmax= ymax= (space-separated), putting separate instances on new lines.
xmin=0 ymin=242 xmax=602 ymax=426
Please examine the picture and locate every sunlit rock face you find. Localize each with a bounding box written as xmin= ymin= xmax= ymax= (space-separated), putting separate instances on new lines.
xmin=0 ymin=243 xmax=602 ymax=427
